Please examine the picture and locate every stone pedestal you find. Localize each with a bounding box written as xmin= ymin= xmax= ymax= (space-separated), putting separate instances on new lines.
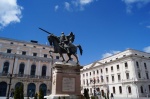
xmin=44 ymin=62 xmax=83 ymax=99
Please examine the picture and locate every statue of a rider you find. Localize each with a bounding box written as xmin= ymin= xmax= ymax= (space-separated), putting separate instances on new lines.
xmin=59 ymin=32 xmax=75 ymax=54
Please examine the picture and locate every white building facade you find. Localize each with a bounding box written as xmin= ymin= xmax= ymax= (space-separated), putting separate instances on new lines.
xmin=81 ymin=49 xmax=150 ymax=98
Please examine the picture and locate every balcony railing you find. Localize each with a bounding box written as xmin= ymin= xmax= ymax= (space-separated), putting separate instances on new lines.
xmin=0 ymin=73 xmax=50 ymax=79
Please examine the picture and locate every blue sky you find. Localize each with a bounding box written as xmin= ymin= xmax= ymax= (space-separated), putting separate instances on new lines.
xmin=0 ymin=0 xmax=150 ymax=65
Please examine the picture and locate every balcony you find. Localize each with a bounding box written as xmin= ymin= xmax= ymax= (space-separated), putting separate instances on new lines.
xmin=0 ymin=73 xmax=50 ymax=79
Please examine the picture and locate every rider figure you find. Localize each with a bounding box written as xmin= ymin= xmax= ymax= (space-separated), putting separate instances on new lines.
xmin=59 ymin=32 xmax=67 ymax=48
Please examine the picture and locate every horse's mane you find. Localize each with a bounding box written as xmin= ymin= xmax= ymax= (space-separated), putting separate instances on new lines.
xmin=51 ymin=35 xmax=60 ymax=43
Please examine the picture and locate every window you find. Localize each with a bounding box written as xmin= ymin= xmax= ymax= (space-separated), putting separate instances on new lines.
xmin=0 ymin=82 xmax=7 ymax=96
xmin=117 ymin=65 xmax=119 ymax=70
xmin=44 ymin=54 xmax=47 ymax=58
xmin=106 ymin=76 xmax=109 ymax=82
xmin=56 ymin=56 xmax=59 ymax=59
xmin=111 ymin=66 xmax=113 ymax=72
xmin=41 ymin=66 xmax=46 ymax=76
xmin=90 ymin=72 xmax=91 ymax=76
xmin=86 ymin=73 xmax=88 ymax=76
xmin=97 ymin=70 xmax=99 ymax=74
xmin=30 ymin=64 xmax=36 ymax=76
xmin=113 ymin=87 xmax=115 ymax=94
xmin=7 ymin=49 xmax=11 ymax=53
xmin=101 ymin=69 xmax=103 ymax=73
xmin=141 ymin=86 xmax=144 ymax=93
xmin=106 ymin=68 xmax=108 ymax=73
xmin=138 ymin=72 xmax=141 ymax=78
xmin=144 ymin=63 xmax=147 ymax=69
xmin=93 ymin=71 xmax=95 ymax=75
xmin=112 ymin=75 xmax=114 ymax=82
xmin=10 ymin=42 xmax=13 ymax=44
xmin=128 ymin=86 xmax=132 ymax=94
xmin=118 ymin=74 xmax=121 ymax=81
xmin=19 ymin=63 xmax=25 ymax=75
xmin=33 ymin=53 xmax=37 ymax=56
xmin=2 ymin=62 xmax=9 ymax=74
xmin=126 ymin=73 xmax=130 ymax=79
xmin=43 ymin=47 xmax=45 ymax=49
xmin=136 ymin=61 xmax=139 ymax=68
xmin=22 ymin=51 xmax=26 ymax=55
xmin=101 ymin=76 xmax=103 ymax=82
xmin=24 ymin=44 xmax=26 ymax=46
xmin=125 ymin=62 xmax=128 ymax=68
xmin=119 ymin=86 xmax=122 ymax=94
xmin=146 ymin=73 xmax=149 ymax=79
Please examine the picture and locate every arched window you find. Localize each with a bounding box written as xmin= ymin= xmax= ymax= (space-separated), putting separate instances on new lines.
xmin=30 ymin=64 xmax=36 ymax=76
xmin=2 ymin=62 xmax=9 ymax=74
xmin=15 ymin=82 xmax=23 ymax=89
xmin=128 ymin=86 xmax=132 ymax=94
xmin=39 ymin=83 xmax=47 ymax=96
xmin=19 ymin=63 xmax=25 ymax=75
xmin=0 ymin=82 xmax=7 ymax=96
xmin=141 ymin=86 xmax=144 ymax=93
xmin=27 ymin=83 xmax=36 ymax=97
xmin=41 ymin=66 xmax=47 ymax=76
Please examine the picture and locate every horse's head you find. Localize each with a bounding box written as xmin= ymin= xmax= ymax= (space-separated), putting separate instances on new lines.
xmin=47 ymin=34 xmax=53 ymax=46
xmin=47 ymin=34 xmax=60 ymax=46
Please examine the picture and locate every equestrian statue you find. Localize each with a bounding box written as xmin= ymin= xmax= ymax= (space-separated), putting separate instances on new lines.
xmin=39 ymin=28 xmax=83 ymax=64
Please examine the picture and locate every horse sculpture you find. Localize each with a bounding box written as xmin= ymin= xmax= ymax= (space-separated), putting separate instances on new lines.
xmin=47 ymin=34 xmax=83 ymax=64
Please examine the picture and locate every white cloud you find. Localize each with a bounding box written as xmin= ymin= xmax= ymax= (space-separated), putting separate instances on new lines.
xmin=143 ymin=46 xmax=150 ymax=53
xmin=0 ymin=0 xmax=23 ymax=29
xmin=55 ymin=5 xmax=59 ymax=11
xmin=122 ymin=0 xmax=150 ymax=13
xmin=79 ymin=0 xmax=94 ymax=5
xmin=57 ymin=0 xmax=97 ymax=11
xmin=102 ymin=50 xmax=121 ymax=58
xmin=64 ymin=2 xmax=71 ymax=11
xmin=146 ymin=25 xmax=150 ymax=28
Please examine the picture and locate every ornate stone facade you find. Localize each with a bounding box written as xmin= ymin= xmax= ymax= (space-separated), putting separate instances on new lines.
xmin=0 ymin=37 xmax=75 ymax=97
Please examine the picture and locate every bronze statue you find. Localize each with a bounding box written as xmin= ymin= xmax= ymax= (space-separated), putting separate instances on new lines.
xmin=39 ymin=28 xmax=83 ymax=64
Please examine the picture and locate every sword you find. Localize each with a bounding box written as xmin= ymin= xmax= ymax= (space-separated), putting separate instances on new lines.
xmin=39 ymin=28 xmax=52 ymax=34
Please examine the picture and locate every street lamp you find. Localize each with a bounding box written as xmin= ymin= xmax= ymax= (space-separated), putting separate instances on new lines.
xmin=90 ymin=78 xmax=96 ymax=96
xmin=49 ymin=51 xmax=53 ymax=94
xmin=6 ymin=53 xmax=16 ymax=99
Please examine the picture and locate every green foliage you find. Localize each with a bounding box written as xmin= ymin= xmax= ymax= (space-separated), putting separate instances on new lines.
xmin=39 ymin=88 xmax=44 ymax=99
xmin=14 ymin=87 xmax=20 ymax=99
xmin=34 ymin=93 xmax=38 ymax=99
xmin=14 ymin=84 xmax=24 ymax=99
xmin=83 ymin=88 xmax=89 ymax=99
xmin=58 ymin=96 xmax=61 ymax=99
xmin=19 ymin=84 xmax=24 ymax=99
xmin=63 ymin=97 xmax=65 ymax=99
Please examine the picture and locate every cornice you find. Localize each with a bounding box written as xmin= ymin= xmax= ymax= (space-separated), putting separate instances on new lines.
xmin=0 ymin=52 xmax=52 ymax=62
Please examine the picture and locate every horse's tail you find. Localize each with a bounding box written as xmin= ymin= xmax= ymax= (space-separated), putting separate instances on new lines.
xmin=77 ymin=45 xmax=83 ymax=55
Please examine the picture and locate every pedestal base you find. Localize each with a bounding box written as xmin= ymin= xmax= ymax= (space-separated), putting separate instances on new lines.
xmin=44 ymin=94 xmax=81 ymax=99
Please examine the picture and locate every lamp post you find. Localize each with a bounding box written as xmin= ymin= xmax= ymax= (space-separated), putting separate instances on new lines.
xmin=6 ymin=53 xmax=16 ymax=99
xmin=49 ymin=51 xmax=53 ymax=94
xmin=90 ymin=78 xmax=96 ymax=96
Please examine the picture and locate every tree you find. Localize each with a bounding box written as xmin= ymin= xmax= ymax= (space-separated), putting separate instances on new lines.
xmin=34 ymin=93 xmax=38 ymax=99
xmin=19 ymin=84 xmax=24 ymax=99
xmin=39 ymin=88 xmax=44 ymax=99
xmin=84 ymin=88 xmax=89 ymax=99
xmin=14 ymin=87 xmax=20 ymax=99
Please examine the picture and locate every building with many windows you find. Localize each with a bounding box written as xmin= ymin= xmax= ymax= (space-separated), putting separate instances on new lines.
xmin=81 ymin=49 xmax=150 ymax=98
xmin=0 ymin=37 xmax=75 ymax=97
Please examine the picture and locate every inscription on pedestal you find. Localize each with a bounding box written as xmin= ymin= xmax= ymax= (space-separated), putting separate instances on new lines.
xmin=62 ymin=77 xmax=75 ymax=92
